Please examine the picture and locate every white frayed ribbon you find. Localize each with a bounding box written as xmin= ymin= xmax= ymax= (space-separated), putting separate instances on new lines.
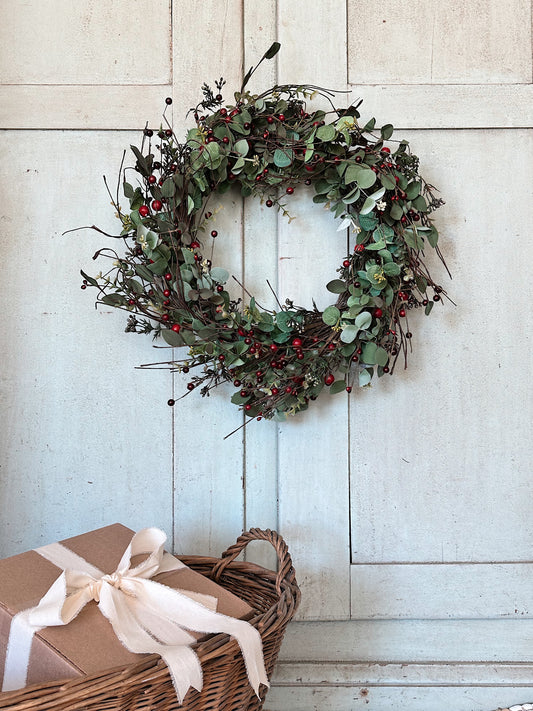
xmin=2 ymin=527 xmax=268 ymax=702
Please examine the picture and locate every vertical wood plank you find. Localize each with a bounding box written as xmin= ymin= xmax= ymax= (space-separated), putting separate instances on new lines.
xmin=350 ymin=129 xmax=533 ymax=567
xmin=242 ymin=1 xmax=280 ymax=570
xmin=0 ymin=131 xmax=174 ymax=555
xmin=276 ymin=0 xmax=351 ymax=620
xmin=171 ymin=0 xmax=246 ymax=557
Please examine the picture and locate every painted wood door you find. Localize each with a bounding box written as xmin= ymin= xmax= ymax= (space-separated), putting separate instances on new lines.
xmin=1 ymin=1 xmax=532 ymax=709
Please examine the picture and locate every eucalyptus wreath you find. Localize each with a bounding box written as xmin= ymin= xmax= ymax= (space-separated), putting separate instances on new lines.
xmin=79 ymin=43 xmax=449 ymax=426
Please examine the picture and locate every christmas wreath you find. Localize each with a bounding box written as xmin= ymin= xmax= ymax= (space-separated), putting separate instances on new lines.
xmin=79 ymin=44 xmax=449 ymax=425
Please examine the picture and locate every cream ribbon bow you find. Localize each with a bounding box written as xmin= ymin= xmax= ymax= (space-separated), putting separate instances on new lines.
xmin=2 ymin=528 xmax=268 ymax=702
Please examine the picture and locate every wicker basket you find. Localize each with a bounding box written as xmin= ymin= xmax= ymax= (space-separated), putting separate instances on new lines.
xmin=0 ymin=528 xmax=300 ymax=711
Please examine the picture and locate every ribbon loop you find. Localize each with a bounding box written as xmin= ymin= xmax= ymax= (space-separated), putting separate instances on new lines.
xmin=2 ymin=527 xmax=268 ymax=702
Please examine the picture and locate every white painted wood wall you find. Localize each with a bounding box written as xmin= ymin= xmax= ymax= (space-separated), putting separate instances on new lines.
xmin=1 ymin=2 xmax=532 ymax=709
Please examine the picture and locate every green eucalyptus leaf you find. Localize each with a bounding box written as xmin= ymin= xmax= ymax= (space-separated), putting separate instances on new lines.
xmin=330 ymin=380 xmax=347 ymax=394
xmin=412 ymin=195 xmax=428 ymax=212
xmin=383 ymin=262 xmax=401 ymax=276
xmin=273 ymin=148 xmax=293 ymax=167
xmin=234 ymin=139 xmax=249 ymax=157
xmin=406 ymin=181 xmax=421 ymax=200
xmin=161 ymin=178 xmax=176 ymax=198
xmin=100 ymin=293 xmax=126 ymax=307
xmin=322 ymin=305 xmax=341 ymax=326
xmin=359 ymin=368 xmax=372 ymax=387
xmin=390 ymin=202 xmax=404 ymax=220
xmin=359 ymin=196 xmax=376 ymax=215
xmin=375 ymin=347 xmax=389 ymax=367
xmin=123 ymin=182 xmax=134 ymax=199
xmin=209 ymin=267 xmax=229 ymax=283
xmin=181 ymin=329 xmax=196 ymax=346
xmin=380 ymin=174 xmax=396 ymax=191
xmin=354 ymin=311 xmax=372 ymax=330
xmin=381 ymin=124 xmax=394 ymax=140
xmin=340 ymin=324 xmax=358 ymax=343
xmin=361 ymin=342 xmax=377 ymax=364
xmin=358 ymin=213 xmax=378 ymax=231
xmin=80 ymin=270 xmax=98 ymax=287
xmin=316 ymin=124 xmax=336 ymax=142
xmin=326 ymin=279 xmax=347 ymax=294
xmin=427 ymin=225 xmax=439 ymax=248
xmin=161 ymin=328 xmax=184 ymax=347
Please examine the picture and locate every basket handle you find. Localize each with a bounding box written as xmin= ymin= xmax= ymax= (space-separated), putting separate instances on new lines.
xmin=212 ymin=528 xmax=296 ymax=596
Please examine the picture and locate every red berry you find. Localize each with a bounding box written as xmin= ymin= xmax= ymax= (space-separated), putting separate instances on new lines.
xmin=164 ymin=273 xmax=172 ymax=281
xmin=244 ymin=404 xmax=252 ymax=411
xmin=218 ymin=354 xmax=225 ymax=361
xmin=374 ymin=308 xmax=383 ymax=318
xmin=211 ymin=230 xmax=218 ymax=237
xmin=162 ymin=313 xmax=169 ymax=321
xmin=271 ymin=387 xmax=279 ymax=396
xmin=285 ymin=386 xmax=292 ymax=393
xmin=343 ymin=259 xmax=350 ymax=268
xmin=152 ymin=199 xmax=162 ymax=211
xmin=291 ymin=337 xmax=302 ymax=348
xmin=354 ymin=244 xmax=365 ymax=253
xmin=324 ymin=373 xmax=335 ymax=386
xmin=187 ymin=383 xmax=195 ymax=391
xmin=165 ymin=97 xmax=172 ymax=105
xmin=346 ymin=386 xmax=352 ymax=393
xmin=190 ymin=241 xmax=200 ymax=249
xmin=220 ymin=108 xmax=227 ymax=117
xmin=163 ymin=289 xmax=171 ymax=297
xmin=139 ymin=205 xmax=150 ymax=217
xmin=278 ymin=114 xmax=285 ymax=121
xmin=222 ymin=137 xmax=229 ymax=144
xmin=266 ymin=199 xmax=273 ymax=207
xmin=286 ymin=186 xmax=294 ymax=194
xmin=148 ymin=175 xmax=156 ymax=184
xmin=269 ymin=344 xmax=278 ymax=352
xmin=216 ymin=285 xmax=224 ymax=292
xmin=381 ymin=146 xmax=391 ymax=153
xmin=399 ymin=308 xmax=406 ymax=317
xmin=171 ymin=324 xmax=181 ymax=333
xmin=327 ymin=342 xmax=336 ymax=351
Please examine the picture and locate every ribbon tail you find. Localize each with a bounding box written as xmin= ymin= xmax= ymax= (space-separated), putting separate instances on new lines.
xmin=98 ymin=586 xmax=203 ymax=702
xmin=2 ymin=611 xmax=41 ymax=692
xmin=161 ymin=645 xmax=203 ymax=703
xmin=128 ymin=579 xmax=270 ymax=696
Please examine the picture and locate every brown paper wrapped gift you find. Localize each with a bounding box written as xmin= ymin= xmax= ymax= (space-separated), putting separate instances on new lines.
xmin=0 ymin=523 xmax=253 ymax=689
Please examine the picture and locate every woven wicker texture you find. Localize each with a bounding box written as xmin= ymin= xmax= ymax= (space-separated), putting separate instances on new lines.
xmin=0 ymin=528 xmax=300 ymax=711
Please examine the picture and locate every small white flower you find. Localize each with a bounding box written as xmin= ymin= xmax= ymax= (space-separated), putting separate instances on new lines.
xmin=352 ymin=224 xmax=362 ymax=234
xmin=376 ymin=200 xmax=387 ymax=212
